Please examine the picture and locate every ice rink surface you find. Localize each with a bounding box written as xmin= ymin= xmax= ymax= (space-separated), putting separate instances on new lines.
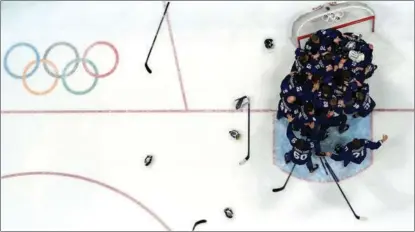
xmin=1 ymin=1 xmax=414 ymax=231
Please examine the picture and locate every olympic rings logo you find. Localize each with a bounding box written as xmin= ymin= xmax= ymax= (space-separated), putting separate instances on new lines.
xmin=3 ymin=41 xmax=119 ymax=95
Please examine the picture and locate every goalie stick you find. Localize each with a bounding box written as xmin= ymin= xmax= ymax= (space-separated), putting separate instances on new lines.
xmin=235 ymin=96 xmax=250 ymax=165
xmin=323 ymin=157 xmax=365 ymax=220
xmin=144 ymin=2 xmax=170 ymax=74
xmin=319 ymin=157 xmax=328 ymax=175
xmin=192 ymin=219 xmax=207 ymax=231
xmin=272 ymin=164 xmax=296 ymax=192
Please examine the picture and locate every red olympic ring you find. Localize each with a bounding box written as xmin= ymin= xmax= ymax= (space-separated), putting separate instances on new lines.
xmin=82 ymin=41 xmax=119 ymax=78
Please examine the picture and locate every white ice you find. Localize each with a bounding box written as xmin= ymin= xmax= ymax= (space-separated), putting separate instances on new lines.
xmin=1 ymin=1 xmax=414 ymax=231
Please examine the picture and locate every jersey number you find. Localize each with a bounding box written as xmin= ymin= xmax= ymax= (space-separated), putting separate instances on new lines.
xmin=363 ymin=97 xmax=371 ymax=110
xmin=294 ymin=151 xmax=308 ymax=160
xmin=353 ymin=150 xmax=364 ymax=158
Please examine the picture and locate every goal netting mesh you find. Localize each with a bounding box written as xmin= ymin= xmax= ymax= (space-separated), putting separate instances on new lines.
xmin=292 ymin=1 xmax=375 ymax=48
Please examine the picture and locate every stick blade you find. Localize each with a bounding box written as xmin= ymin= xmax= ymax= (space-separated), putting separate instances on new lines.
xmin=239 ymin=159 xmax=247 ymax=165
xmin=235 ymin=96 xmax=248 ymax=110
xmin=272 ymin=187 xmax=285 ymax=192
xmin=358 ymin=216 xmax=367 ymax=221
xmin=192 ymin=219 xmax=207 ymax=231
xmin=145 ymin=63 xmax=152 ymax=74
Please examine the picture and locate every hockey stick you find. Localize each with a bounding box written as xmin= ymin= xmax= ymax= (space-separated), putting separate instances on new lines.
xmin=319 ymin=157 xmax=328 ymax=175
xmin=144 ymin=2 xmax=170 ymax=74
xmin=235 ymin=96 xmax=250 ymax=165
xmin=323 ymin=157 xmax=364 ymax=220
xmin=192 ymin=219 xmax=207 ymax=231
xmin=272 ymin=164 xmax=296 ymax=192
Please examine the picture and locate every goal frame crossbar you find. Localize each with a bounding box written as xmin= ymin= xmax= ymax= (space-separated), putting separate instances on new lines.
xmin=292 ymin=2 xmax=375 ymax=47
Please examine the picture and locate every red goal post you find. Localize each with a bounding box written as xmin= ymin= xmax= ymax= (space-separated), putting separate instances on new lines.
xmin=292 ymin=1 xmax=375 ymax=48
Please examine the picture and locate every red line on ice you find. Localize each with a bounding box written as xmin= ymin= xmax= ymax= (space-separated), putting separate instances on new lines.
xmin=163 ymin=1 xmax=188 ymax=110
xmin=0 ymin=108 xmax=413 ymax=115
xmin=0 ymin=109 xmax=275 ymax=114
xmin=1 ymin=171 xmax=172 ymax=231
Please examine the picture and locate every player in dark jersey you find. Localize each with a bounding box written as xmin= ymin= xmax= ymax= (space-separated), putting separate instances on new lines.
xmin=343 ymin=97 xmax=360 ymax=116
xmin=331 ymin=135 xmax=388 ymax=167
xmin=280 ymin=72 xmax=308 ymax=97
xmin=277 ymin=95 xmax=301 ymax=120
xmin=300 ymin=75 xmax=321 ymax=104
xmin=321 ymin=98 xmax=350 ymax=134
xmin=305 ymin=28 xmax=340 ymax=55
xmin=326 ymin=30 xmax=345 ymax=54
xmin=291 ymin=48 xmax=311 ymax=73
xmin=293 ymin=102 xmax=317 ymax=136
xmin=335 ymin=53 xmax=364 ymax=73
xmin=332 ymin=70 xmax=352 ymax=99
xmin=321 ymin=52 xmax=336 ymax=84
xmin=353 ymin=90 xmax=376 ymax=118
xmin=304 ymin=34 xmax=322 ymax=56
xmin=284 ymin=121 xmax=321 ymax=173
xmin=313 ymin=84 xmax=334 ymax=116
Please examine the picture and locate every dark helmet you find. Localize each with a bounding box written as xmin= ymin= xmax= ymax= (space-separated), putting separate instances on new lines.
xmin=264 ymin=38 xmax=274 ymax=49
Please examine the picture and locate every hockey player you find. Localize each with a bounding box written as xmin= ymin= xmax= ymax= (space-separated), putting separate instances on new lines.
xmin=292 ymin=74 xmax=321 ymax=105
xmin=364 ymin=63 xmax=378 ymax=79
xmin=284 ymin=121 xmax=320 ymax=173
xmin=293 ymin=102 xmax=317 ymax=135
xmin=291 ymin=101 xmax=328 ymax=141
xmin=343 ymin=97 xmax=360 ymax=115
xmin=353 ymin=90 xmax=376 ymax=118
xmin=304 ymin=34 xmax=323 ymax=56
xmin=314 ymin=84 xmax=334 ymax=116
xmin=322 ymin=98 xmax=350 ymax=134
xmin=303 ymin=52 xmax=325 ymax=77
xmin=332 ymin=70 xmax=351 ymax=99
xmin=312 ymin=84 xmax=349 ymax=134
xmin=326 ymin=30 xmax=345 ymax=54
xmin=277 ymin=95 xmax=300 ymax=120
xmin=291 ymin=48 xmax=310 ymax=73
xmin=321 ymin=52 xmax=336 ymax=84
xmin=336 ymin=53 xmax=364 ymax=73
xmin=356 ymin=62 xmax=378 ymax=81
xmin=343 ymin=32 xmax=372 ymax=60
xmin=331 ymin=135 xmax=388 ymax=167
xmin=305 ymin=28 xmax=341 ymax=55
xmin=280 ymin=72 xmax=308 ymax=97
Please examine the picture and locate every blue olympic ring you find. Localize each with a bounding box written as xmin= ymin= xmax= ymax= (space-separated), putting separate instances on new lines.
xmin=3 ymin=42 xmax=40 ymax=79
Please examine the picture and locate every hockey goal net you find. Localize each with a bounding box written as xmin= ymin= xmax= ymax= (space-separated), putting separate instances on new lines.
xmin=292 ymin=1 xmax=375 ymax=48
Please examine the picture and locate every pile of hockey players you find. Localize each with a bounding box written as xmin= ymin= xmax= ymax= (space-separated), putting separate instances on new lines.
xmin=278 ymin=28 xmax=388 ymax=173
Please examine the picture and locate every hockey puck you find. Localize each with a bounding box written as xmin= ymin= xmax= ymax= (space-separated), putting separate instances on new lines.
xmin=144 ymin=155 xmax=153 ymax=166
xmin=224 ymin=207 xmax=234 ymax=219
xmin=229 ymin=130 xmax=241 ymax=140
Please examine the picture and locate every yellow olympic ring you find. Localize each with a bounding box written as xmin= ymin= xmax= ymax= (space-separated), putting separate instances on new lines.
xmin=22 ymin=59 xmax=59 ymax=96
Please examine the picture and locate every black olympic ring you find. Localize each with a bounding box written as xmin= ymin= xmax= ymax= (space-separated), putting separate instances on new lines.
xmin=42 ymin=42 xmax=80 ymax=79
